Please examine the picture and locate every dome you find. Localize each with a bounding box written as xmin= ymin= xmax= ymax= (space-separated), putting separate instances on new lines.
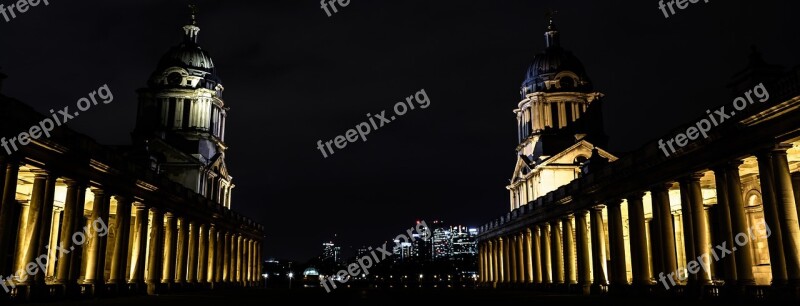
xmin=520 ymin=21 xmax=592 ymax=97
xmin=150 ymin=23 xmax=222 ymax=90
xmin=157 ymin=40 xmax=215 ymax=72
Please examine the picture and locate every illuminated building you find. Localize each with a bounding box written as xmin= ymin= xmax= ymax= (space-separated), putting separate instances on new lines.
xmin=0 ymin=7 xmax=264 ymax=302
xmin=477 ymin=17 xmax=800 ymax=300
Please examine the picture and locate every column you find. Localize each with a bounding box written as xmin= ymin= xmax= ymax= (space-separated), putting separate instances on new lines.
xmin=653 ymin=184 xmax=679 ymax=279
xmin=33 ymin=173 xmax=56 ymax=285
xmin=128 ymin=203 xmax=148 ymax=287
xmin=55 ymin=180 xmax=83 ymax=284
xmin=215 ymin=231 xmax=224 ymax=283
xmin=551 ymin=220 xmax=564 ymax=284
xmin=198 ymin=224 xmax=208 ymax=284
xmin=563 ymin=215 xmax=576 ymax=285
xmin=679 ymin=177 xmax=697 ymax=285
xmin=509 ymin=235 xmax=517 ymax=283
xmin=16 ymin=173 xmax=47 ymax=285
xmin=626 ymin=193 xmax=652 ymax=287
xmin=84 ymin=188 xmax=110 ymax=288
xmin=146 ymin=208 xmax=163 ymax=295
xmin=236 ymin=235 xmax=243 ymax=283
xmin=498 ymin=237 xmax=505 ymax=283
xmin=503 ymin=236 xmax=510 ymax=284
xmin=769 ymin=146 xmax=800 ymax=283
xmin=687 ymin=174 xmax=712 ymax=285
xmin=541 ymin=223 xmax=552 ymax=284
xmin=712 ymin=168 xmax=738 ymax=284
xmin=517 ymin=233 xmax=525 ymax=283
xmin=590 ymin=205 xmax=608 ymax=288
xmin=208 ymin=225 xmax=216 ymax=283
xmin=230 ymin=233 xmax=238 ymax=283
xmin=187 ymin=222 xmax=198 ymax=283
xmin=607 ymin=200 xmax=627 ymax=287
xmin=161 ymin=213 xmax=177 ymax=285
xmin=223 ymin=232 xmax=231 ymax=282
xmin=524 ymin=230 xmax=533 ymax=283
xmin=0 ymin=161 xmax=19 ymax=277
xmin=793 ymin=173 xmax=800 ymax=224
xmin=109 ymin=196 xmax=132 ymax=286
xmin=532 ymin=226 xmax=542 ymax=284
xmin=576 ymin=210 xmax=592 ymax=294
xmin=724 ymin=162 xmax=755 ymax=285
xmin=175 ymin=218 xmax=188 ymax=284
xmin=490 ymin=240 xmax=497 ymax=283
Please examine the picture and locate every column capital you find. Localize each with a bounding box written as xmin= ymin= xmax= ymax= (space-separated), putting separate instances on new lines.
xmin=650 ymin=182 xmax=674 ymax=193
xmin=90 ymin=187 xmax=105 ymax=196
xmin=679 ymin=172 xmax=704 ymax=183
xmin=561 ymin=214 xmax=574 ymax=222
xmin=31 ymin=169 xmax=51 ymax=179
xmin=164 ymin=211 xmax=175 ymax=218
xmin=133 ymin=202 xmax=147 ymax=209
xmin=605 ymin=199 xmax=623 ymax=207
xmin=590 ymin=205 xmax=605 ymax=212
xmin=625 ymin=192 xmax=645 ymax=202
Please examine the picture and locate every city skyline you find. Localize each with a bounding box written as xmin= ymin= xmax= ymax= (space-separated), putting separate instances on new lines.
xmin=0 ymin=0 xmax=798 ymax=264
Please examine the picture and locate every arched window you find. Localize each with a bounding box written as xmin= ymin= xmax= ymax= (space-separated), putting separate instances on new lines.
xmin=744 ymin=190 xmax=770 ymax=265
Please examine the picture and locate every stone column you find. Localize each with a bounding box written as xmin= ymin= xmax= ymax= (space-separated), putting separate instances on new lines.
xmin=652 ymin=184 xmax=678 ymax=279
xmin=223 ymin=232 xmax=231 ymax=282
xmin=793 ymin=173 xmax=800 ymax=226
xmin=16 ymin=173 xmax=47 ymax=285
xmin=687 ymin=174 xmax=712 ymax=285
xmin=503 ymin=236 xmax=510 ymax=284
xmin=161 ymin=213 xmax=177 ymax=285
xmin=607 ymin=200 xmax=627 ymax=287
xmin=769 ymin=146 xmax=800 ymax=283
xmin=551 ymin=220 xmax=564 ymax=284
xmin=490 ymin=240 xmax=497 ymax=283
xmin=208 ymin=225 xmax=216 ymax=284
xmin=109 ymin=196 xmax=132 ymax=286
xmin=679 ymin=178 xmax=698 ymax=286
xmin=84 ymin=188 xmax=110 ymax=290
xmin=517 ymin=233 xmax=525 ymax=283
xmin=563 ymin=216 xmax=576 ymax=285
xmin=128 ymin=203 xmax=148 ymax=288
xmin=576 ymin=210 xmax=592 ymax=295
xmin=509 ymin=235 xmax=517 ymax=283
xmin=230 ymin=234 xmax=238 ymax=283
xmin=541 ymin=223 xmax=552 ymax=284
xmin=0 ymin=161 xmax=19 ymax=277
xmin=626 ymin=193 xmax=652 ymax=287
xmin=712 ymin=168 xmax=738 ymax=285
xmin=55 ymin=180 xmax=83 ymax=284
xmin=198 ymin=224 xmax=208 ymax=284
xmin=723 ymin=162 xmax=755 ymax=285
xmin=760 ymin=150 xmax=789 ymax=286
xmin=531 ymin=226 xmax=542 ymax=284
xmin=590 ymin=205 xmax=608 ymax=289
xmin=236 ymin=235 xmax=243 ymax=283
xmin=187 ymin=222 xmax=198 ymax=283
xmin=175 ymin=218 xmax=188 ymax=284
xmin=524 ymin=231 xmax=533 ymax=283
xmin=33 ymin=173 xmax=57 ymax=286
xmin=216 ymin=231 xmax=224 ymax=283
xmin=146 ymin=208 xmax=163 ymax=295
xmin=498 ymin=237 xmax=505 ymax=283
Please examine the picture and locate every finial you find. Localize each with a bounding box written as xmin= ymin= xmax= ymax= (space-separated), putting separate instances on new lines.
xmin=545 ymin=9 xmax=558 ymax=30
xmin=189 ymin=3 xmax=199 ymax=26
xmin=543 ymin=10 xmax=560 ymax=48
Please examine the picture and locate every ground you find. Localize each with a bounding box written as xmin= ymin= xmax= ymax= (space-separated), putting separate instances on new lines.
xmin=20 ymin=288 xmax=796 ymax=306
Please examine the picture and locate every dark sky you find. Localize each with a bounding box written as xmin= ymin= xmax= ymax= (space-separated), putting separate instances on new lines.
xmin=1 ymin=0 xmax=798 ymax=262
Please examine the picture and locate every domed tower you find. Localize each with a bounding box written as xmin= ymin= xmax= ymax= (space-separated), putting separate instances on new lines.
xmin=134 ymin=6 xmax=234 ymax=208
xmin=507 ymin=16 xmax=616 ymax=211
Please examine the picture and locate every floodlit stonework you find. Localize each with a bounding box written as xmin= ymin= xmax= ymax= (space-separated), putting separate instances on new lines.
xmin=478 ymin=19 xmax=800 ymax=301
xmin=0 ymin=9 xmax=264 ymax=303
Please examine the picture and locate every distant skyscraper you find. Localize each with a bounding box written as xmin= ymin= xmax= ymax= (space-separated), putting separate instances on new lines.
xmin=450 ymin=226 xmax=478 ymax=258
xmin=322 ymin=240 xmax=341 ymax=263
xmin=431 ymin=220 xmax=452 ymax=260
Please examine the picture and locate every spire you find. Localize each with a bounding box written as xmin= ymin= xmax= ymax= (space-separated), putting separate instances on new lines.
xmin=544 ymin=10 xmax=560 ymax=48
xmin=183 ymin=4 xmax=200 ymax=43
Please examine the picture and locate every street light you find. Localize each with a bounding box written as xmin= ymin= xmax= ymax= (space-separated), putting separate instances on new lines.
xmin=288 ymin=272 xmax=294 ymax=289
xmin=262 ymin=273 xmax=268 ymax=287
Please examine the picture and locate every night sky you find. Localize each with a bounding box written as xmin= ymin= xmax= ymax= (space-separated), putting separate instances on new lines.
xmin=0 ymin=0 xmax=798 ymax=262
